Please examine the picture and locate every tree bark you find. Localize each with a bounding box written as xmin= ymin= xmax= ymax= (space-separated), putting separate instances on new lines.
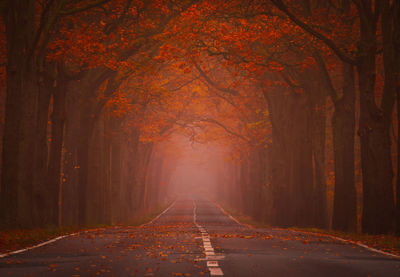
xmin=77 ymin=109 xmax=92 ymax=226
xmin=1 ymin=0 xmax=37 ymax=227
xmin=263 ymin=85 xmax=314 ymax=227
xmin=332 ymin=63 xmax=357 ymax=231
xmin=46 ymin=73 xmax=67 ymax=226
xmin=32 ymin=67 xmax=52 ymax=226
xmin=395 ymin=0 xmax=400 ymax=236
xmin=358 ymin=12 xmax=395 ymax=233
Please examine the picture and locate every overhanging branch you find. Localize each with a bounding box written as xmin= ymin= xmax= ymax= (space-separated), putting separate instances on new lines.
xmin=269 ymin=0 xmax=356 ymax=65
xmin=194 ymin=63 xmax=239 ymax=95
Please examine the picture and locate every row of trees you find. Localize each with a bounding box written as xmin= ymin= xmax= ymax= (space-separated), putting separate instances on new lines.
xmin=0 ymin=0 xmax=201 ymax=227
xmin=166 ymin=0 xmax=400 ymax=234
xmin=0 ymin=0 xmax=399 ymax=236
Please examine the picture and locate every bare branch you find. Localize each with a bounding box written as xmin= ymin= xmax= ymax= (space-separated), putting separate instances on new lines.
xmin=60 ymin=0 xmax=111 ymax=16
xmin=269 ymin=0 xmax=356 ymax=65
xmin=313 ymin=51 xmax=339 ymax=102
xmin=196 ymin=118 xmax=251 ymax=143
xmin=194 ymin=63 xmax=239 ymax=95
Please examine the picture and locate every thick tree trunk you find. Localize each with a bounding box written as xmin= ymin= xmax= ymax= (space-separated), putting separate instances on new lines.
xmin=332 ymin=63 xmax=357 ymax=231
xmin=46 ymin=77 xmax=67 ymax=225
xmin=110 ymin=120 xmax=122 ymax=223
xmin=77 ymin=110 xmax=92 ymax=226
xmin=264 ymin=91 xmax=292 ymax=227
xmin=1 ymin=0 xmax=38 ymax=227
xmin=120 ymin=128 xmax=140 ymax=221
xmin=139 ymin=144 xmax=154 ymax=211
xmin=396 ymin=0 xmax=400 ymax=234
xmin=32 ymin=72 xmax=52 ymax=226
xmin=264 ymin=87 xmax=314 ymax=227
xmin=358 ymin=21 xmax=395 ymax=233
xmin=61 ymin=83 xmax=81 ymax=226
xmin=380 ymin=0 xmax=400 ymax=235
xmin=302 ymin=71 xmax=328 ymax=228
xmin=397 ymin=82 xmax=400 ymax=235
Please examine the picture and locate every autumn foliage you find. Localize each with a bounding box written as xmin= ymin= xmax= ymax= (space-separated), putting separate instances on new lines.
xmin=0 ymin=0 xmax=399 ymax=237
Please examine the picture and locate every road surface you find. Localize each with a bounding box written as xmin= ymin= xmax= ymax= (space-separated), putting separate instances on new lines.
xmin=1 ymin=196 xmax=400 ymax=276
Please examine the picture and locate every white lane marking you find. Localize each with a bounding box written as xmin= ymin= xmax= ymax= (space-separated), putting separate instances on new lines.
xmin=193 ymin=200 xmax=224 ymax=276
xmin=0 ymin=201 xmax=177 ymax=259
xmin=0 ymin=227 xmax=105 ymax=258
xmin=216 ymin=201 xmax=400 ymax=260
xmin=285 ymin=229 xmax=400 ymax=259
xmin=0 ymin=233 xmax=78 ymax=258
xmin=195 ymin=255 xmax=225 ymax=261
xmin=209 ymin=267 xmax=224 ymax=276
xmin=207 ymin=261 xmax=219 ymax=267
xmin=214 ymin=202 xmax=253 ymax=229
xmin=141 ymin=200 xmax=177 ymax=227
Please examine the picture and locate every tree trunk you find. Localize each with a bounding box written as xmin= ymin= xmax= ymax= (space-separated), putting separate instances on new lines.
xmin=46 ymin=75 xmax=67 ymax=225
xmin=110 ymin=120 xmax=122 ymax=223
xmin=32 ymin=70 xmax=52 ymax=226
xmin=301 ymin=70 xmax=328 ymax=228
xmin=358 ymin=17 xmax=395 ymax=233
xmin=264 ymin=86 xmax=314 ymax=227
xmin=77 ymin=110 xmax=92 ymax=226
xmin=395 ymin=1 xmax=400 ymax=235
xmin=1 ymin=0 xmax=37 ymax=227
xmin=332 ymin=63 xmax=357 ymax=231
xmin=139 ymin=144 xmax=154 ymax=211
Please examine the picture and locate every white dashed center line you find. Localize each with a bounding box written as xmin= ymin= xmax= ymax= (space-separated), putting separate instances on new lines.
xmin=193 ymin=200 xmax=224 ymax=276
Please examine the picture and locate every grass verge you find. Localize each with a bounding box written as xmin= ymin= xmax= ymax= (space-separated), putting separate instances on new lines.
xmin=0 ymin=201 xmax=174 ymax=254
xmin=218 ymin=202 xmax=400 ymax=257
xmin=286 ymin=227 xmax=400 ymax=256
xmin=0 ymin=226 xmax=81 ymax=254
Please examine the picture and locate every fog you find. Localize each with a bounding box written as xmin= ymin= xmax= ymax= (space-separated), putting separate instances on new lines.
xmin=161 ymin=135 xmax=228 ymax=201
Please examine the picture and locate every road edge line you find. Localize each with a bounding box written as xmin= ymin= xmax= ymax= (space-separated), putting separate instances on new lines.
xmin=283 ymin=229 xmax=400 ymax=259
xmin=214 ymin=202 xmax=400 ymax=259
xmin=0 ymin=226 xmax=116 ymax=259
xmin=0 ymin=200 xmax=177 ymax=259
xmin=213 ymin=201 xmax=253 ymax=229
xmin=0 ymin=231 xmax=81 ymax=259
xmin=140 ymin=199 xmax=176 ymax=227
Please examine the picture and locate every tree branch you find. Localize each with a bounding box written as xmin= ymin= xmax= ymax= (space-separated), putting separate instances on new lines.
xmin=313 ymin=51 xmax=339 ymax=102
xmin=196 ymin=118 xmax=251 ymax=143
xmin=269 ymin=0 xmax=356 ymax=65
xmin=194 ymin=63 xmax=239 ymax=95
xmin=60 ymin=0 xmax=111 ymax=16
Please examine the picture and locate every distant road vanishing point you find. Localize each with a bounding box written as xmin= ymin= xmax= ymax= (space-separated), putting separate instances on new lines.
xmin=1 ymin=197 xmax=400 ymax=276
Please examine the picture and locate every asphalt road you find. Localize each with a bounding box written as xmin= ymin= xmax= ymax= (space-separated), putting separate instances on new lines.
xmin=1 ymin=196 xmax=400 ymax=276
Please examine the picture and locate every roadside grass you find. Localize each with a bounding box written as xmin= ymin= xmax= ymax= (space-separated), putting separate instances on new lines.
xmin=126 ymin=202 xmax=172 ymax=226
xmin=0 ymin=226 xmax=81 ymax=253
xmin=286 ymin=227 xmax=400 ymax=256
xmin=0 ymin=201 xmax=173 ymax=254
xmin=219 ymin=204 xmax=271 ymax=229
xmin=219 ymin=202 xmax=400 ymax=257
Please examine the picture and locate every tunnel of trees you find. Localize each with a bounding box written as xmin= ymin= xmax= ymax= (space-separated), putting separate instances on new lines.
xmin=0 ymin=0 xmax=399 ymax=235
